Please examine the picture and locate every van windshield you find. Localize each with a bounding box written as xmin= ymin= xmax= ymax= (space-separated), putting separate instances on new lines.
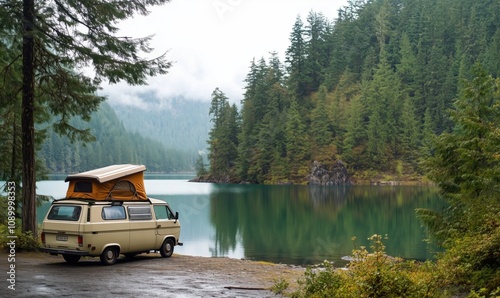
xmin=48 ymin=205 xmax=82 ymax=221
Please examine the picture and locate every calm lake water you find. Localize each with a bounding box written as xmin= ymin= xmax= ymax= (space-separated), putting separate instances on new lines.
xmin=35 ymin=175 xmax=444 ymax=266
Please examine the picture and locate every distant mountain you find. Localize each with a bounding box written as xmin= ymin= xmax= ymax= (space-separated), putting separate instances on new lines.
xmin=40 ymin=101 xmax=195 ymax=173
xmin=109 ymin=94 xmax=212 ymax=155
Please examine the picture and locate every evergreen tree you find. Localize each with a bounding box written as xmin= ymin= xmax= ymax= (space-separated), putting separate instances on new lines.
xmin=285 ymin=15 xmax=308 ymax=102
xmin=483 ymin=29 xmax=500 ymax=78
xmin=396 ymin=33 xmax=418 ymax=99
xmin=203 ymin=0 xmax=500 ymax=183
xmin=342 ymin=85 xmax=366 ymax=169
xmin=399 ymin=96 xmax=419 ymax=170
xmin=237 ymin=59 xmax=260 ymax=181
xmin=1 ymin=0 xmax=172 ymax=236
xmin=304 ymin=11 xmax=329 ymax=94
xmin=363 ymin=49 xmax=399 ymax=169
xmin=207 ymin=89 xmax=239 ymax=180
xmin=285 ymin=100 xmax=309 ymax=183
xmin=330 ymin=70 xmax=360 ymax=153
xmin=310 ymin=85 xmax=332 ymax=148
xmin=421 ymin=66 xmax=500 ymax=291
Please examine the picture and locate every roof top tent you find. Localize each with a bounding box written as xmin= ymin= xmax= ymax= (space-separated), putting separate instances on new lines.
xmin=65 ymin=164 xmax=148 ymax=201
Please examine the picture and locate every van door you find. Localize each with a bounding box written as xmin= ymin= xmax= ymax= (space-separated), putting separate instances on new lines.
xmin=127 ymin=206 xmax=156 ymax=252
xmin=95 ymin=205 xmax=130 ymax=253
xmin=153 ymin=204 xmax=180 ymax=248
xmin=43 ymin=204 xmax=83 ymax=250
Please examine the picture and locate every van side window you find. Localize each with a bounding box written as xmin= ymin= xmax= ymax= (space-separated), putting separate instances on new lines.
xmin=154 ymin=205 xmax=167 ymax=220
xmin=154 ymin=205 xmax=175 ymax=220
xmin=102 ymin=206 xmax=126 ymax=220
xmin=48 ymin=206 xmax=81 ymax=221
xmin=128 ymin=206 xmax=152 ymax=220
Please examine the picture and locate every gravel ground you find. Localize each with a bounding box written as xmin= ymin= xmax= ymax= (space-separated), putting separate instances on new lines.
xmin=1 ymin=252 xmax=305 ymax=297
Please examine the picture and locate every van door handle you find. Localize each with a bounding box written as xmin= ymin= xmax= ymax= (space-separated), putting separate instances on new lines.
xmin=156 ymin=225 xmax=161 ymax=228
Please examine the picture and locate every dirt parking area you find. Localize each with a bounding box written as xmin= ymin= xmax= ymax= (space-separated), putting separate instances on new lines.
xmin=1 ymin=252 xmax=305 ymax=297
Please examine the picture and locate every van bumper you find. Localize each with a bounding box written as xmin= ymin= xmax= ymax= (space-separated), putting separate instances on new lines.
xmin=39 ymin=247 xmax=90 ymax=256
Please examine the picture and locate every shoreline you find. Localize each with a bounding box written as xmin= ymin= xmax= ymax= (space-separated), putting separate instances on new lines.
xmin=0 ymin=251 xmax=306 ymax=296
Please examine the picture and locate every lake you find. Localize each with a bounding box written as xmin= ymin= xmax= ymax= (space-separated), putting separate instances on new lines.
xmin=35 ymin=175 xmax=444 ymax=266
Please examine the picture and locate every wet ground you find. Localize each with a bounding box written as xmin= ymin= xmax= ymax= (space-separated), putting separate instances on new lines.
xmin=1 ymin=252 xmax=304 ymax=297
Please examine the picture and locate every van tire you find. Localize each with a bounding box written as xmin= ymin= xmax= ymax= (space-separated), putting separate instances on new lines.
xmin=62 ymin=254 xmax=81 ymax=264
xmin=100 ymin=247 xmax=118 ymax=265
xmin=160 ymin=238 xmax=174 ymax=258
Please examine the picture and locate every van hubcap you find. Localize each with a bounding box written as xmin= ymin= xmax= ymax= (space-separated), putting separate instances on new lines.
xmin=106 ymin=250 xmax=114 ymax=259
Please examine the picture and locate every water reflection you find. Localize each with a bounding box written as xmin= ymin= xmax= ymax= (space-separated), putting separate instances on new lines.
xmin=35 ymin=179 xmax=443 ymax=266
xmin=207 ymin=184 xmax=443 ymax=266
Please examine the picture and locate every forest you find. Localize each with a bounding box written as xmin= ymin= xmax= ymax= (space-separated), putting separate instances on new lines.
xmin=38 ymin=101 xmax=196 ymax=174
xmin=111 ymin=95 xmax=211 ymax=154
xmin=205 ymin=0 xmax=500 ymax=184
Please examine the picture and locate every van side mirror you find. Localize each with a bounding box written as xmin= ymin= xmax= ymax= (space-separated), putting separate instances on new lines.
xmin=175 ymin=211 xmax=179 ymax=223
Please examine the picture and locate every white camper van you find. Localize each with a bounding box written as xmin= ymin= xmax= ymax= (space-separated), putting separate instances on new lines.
xmin=39 ymin=164 xmax=182 ymax=265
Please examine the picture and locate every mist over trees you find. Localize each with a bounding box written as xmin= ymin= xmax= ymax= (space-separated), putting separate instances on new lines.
xmin=110 ymin=95 xmax=211 ymax=155
xmin=39 ymin=101 xmax=194 ymax=174
xmin=206 ymin=0 xmax=500 ymax=184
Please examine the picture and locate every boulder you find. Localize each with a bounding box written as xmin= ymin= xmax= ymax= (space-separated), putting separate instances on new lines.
xmin=308 ymin=160 xmax=351 ymax=185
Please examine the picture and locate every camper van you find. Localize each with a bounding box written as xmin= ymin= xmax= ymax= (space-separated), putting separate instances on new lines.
xmin=39 ymin=164 xmax=182 ymax=265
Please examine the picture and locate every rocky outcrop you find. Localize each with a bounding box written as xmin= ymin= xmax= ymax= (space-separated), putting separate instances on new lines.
xmin=308 ymin=160 xmax=351 ymax=185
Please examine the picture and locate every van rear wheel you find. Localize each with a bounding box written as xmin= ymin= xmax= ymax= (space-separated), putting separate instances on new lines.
xmin=62 ymin=254 xmax=81 ymax=264
xmin=100 ymin=247 xmax=118 ymax=265
xmin=160 ymin=238 xmax=174 ymax=258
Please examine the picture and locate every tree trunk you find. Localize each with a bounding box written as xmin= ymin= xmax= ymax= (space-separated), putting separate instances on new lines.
xmin=22 ymin=0 xmax=37 ymax=237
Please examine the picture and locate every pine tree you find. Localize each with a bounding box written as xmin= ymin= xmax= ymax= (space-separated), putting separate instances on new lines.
xmin=342 ymin=84 xmax=366 ymax=169
xmin=285 ymin=100 xmax=309 ymax=183
xmin=399 ymin=96 xmax=419 ymax=170
xmin=363 ymin=49 xmax=399 ymax=169
xmin=207 ymin=89 xmax=239 ymax=180
xmin=304 ymin=11 xmax=329 ymax=94
xmin=285 ymin=15 xmax=308 ymax=102
xmin=421 ymin=67 xmax=500 ymax=288
xmin=310 ymin=85 xmax=332 ymax=148
xmin=1 ymin=0 xmax=173 ymax=235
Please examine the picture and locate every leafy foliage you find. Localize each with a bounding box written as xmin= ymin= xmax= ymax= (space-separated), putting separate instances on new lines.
xmin=290 ymin=235 xmax=446 ymax=298
xmin=420 ymin=65 xmax=500 ymax=294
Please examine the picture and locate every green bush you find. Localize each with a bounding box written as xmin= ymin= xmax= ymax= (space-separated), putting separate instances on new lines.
xmin=0 ymin=224 xmax=41 ymax=252
xmin=271 ymin=277 xmax=290 ymax=295
xmin=291 ymin=235 xmax=448 ymax=298
xmin=436 ymin=226 xmax=500 ymax=295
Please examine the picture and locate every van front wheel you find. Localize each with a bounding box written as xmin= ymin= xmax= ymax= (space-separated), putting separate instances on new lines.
xmin=160 ymin=238 xmax=174 ymax=258
xmin=100 ymin=247 xmax=118 ymax=265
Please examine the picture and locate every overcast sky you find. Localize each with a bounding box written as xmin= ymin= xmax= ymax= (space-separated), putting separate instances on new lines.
xmin=102 ymin=0 xmax=348 ymax=107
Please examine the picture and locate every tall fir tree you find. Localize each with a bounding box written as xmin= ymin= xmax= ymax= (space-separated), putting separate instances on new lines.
xmin=1 ymin=0 xmax=173 ymax=235
xmin=285 ymin=99 xmax=310 ymax=183
xmin=285 ymin=15 xmax=308 ymax=103
xmin=207 ymin=88 xmax=239 ymax=180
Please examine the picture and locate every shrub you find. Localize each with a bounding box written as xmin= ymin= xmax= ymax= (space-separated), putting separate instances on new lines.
xmin=271 ymin=277 xmax=289 ymax=295
xmin=436 ymin=226 xmax=500 ymax=295
xmin=291 ymin=235 xmax=448 ymax=298
xmin=0 ymin=224 xmax=41 ymax=252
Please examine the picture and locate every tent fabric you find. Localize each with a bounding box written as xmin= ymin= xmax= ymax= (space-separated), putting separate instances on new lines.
xmin=65 ymin=166 xmax=148 ymax=201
